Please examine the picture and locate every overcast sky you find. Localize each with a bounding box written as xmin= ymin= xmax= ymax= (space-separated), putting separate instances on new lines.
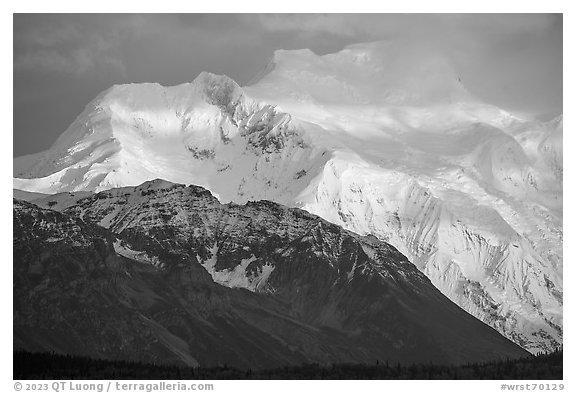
xmin=13 ymin=14 xmax=562 ymax=157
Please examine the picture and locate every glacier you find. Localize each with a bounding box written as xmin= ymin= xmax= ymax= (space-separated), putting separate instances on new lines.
xmin=13 ymin=41 xmax=562 ymax=353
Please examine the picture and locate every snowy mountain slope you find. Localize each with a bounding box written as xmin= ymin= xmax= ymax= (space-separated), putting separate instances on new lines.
xmin=247 ymin=42 xmax=563 ymax=353
xmin=13 ymin=72 xmax=328 ymax=206
xmin=13 ymin=181 xmax=529 ymax=366
xmin=14 ymin=41 xmax=562 ymax=353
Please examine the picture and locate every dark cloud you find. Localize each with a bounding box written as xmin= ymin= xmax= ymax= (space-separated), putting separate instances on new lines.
xmin=249 ymin=14 xmax=558 ymax=39
xmin=14 ymin=14 xmax=131 ymax=77
xmin=13 ymin=14 xmax=562 ymax=157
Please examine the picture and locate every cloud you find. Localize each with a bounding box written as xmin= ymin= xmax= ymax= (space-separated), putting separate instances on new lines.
xmin=249 ymin=13 xmax=559 ymax=41
xmin=12 ymin=14 xmax=562 ymax=124
xmin=246 ymin=13 xmax=562 ymax=117
xmin=251 ymin=14 xmax=361 ymax=37
xmin=14 ymin=15 xmax=128 ymax=77
xmin=14 ymin=46 xmax=125 ymax=77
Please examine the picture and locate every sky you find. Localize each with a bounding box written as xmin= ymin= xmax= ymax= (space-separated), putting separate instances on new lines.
xmin=13 ymin=13 xmax=563 ymax=157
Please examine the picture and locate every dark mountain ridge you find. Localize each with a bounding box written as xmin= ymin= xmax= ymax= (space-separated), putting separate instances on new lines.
xmin=14 ymin=180 xmax=529 ymax=370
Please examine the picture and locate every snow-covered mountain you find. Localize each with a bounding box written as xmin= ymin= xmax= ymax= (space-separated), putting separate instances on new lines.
xmin=13 ymin=41 xmax=562 ymax=353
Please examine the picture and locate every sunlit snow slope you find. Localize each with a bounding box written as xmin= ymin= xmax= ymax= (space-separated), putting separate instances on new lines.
xmin=14 ymin=41 xmax=562 ymax=353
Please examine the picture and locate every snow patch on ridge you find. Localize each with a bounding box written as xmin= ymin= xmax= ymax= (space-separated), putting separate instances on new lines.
xmin=114 ymin=240 xmax=161 ymax=267
xmin=198 ymin=244 xmax=275 ymax=292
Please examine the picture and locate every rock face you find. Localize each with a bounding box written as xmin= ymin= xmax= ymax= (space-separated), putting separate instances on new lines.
xmin=14 ymin=181 xmax=529 ymax=368
xmin=13 ymin=41 xmax=562 ymax=353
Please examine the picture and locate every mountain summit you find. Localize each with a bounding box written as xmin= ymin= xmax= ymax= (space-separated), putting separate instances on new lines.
xmin=249 ymin=41 xmax=473 ymax=105
xmin=14 ymin=41 xmax=562 ymax=353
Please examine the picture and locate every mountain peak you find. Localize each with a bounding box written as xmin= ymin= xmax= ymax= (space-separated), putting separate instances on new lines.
xmin=193 ymin=72 xmax=243 ymax=108
xmin=136 ymin=179 xmax=180 ymax=192
xmin=246 ymin=40 xmax=472 ymax=106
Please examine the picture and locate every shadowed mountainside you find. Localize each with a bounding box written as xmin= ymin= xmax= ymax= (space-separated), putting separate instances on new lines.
xmin=14 ymin=180 xmax=528 ymax=370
